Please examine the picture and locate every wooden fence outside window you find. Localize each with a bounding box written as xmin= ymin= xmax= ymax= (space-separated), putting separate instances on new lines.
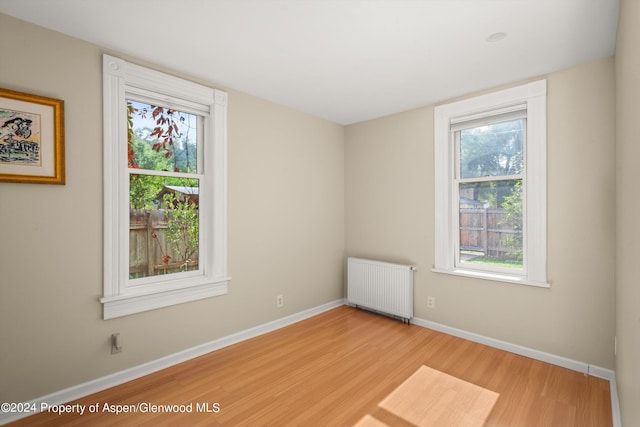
xmin=459 ymin=207 xmax=521 ymax=258
xmin=129 ymin=209 xmax=198 ymax=278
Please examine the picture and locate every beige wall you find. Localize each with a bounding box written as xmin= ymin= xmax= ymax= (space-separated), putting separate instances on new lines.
xmin=0 ymin=14 xmax=344 ymax=403
xmin=346 ymin=57 xmax=616 ymax=370
xmin=616 ymin=0 xmax=640 ymax=425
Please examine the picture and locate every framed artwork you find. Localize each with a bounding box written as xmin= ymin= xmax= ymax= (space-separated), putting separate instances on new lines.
xmin=0 ymin=88 xmax=65 ymax=184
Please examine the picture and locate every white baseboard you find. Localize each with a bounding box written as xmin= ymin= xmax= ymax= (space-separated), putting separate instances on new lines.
xmin=411 ymin=316 xmax=615 ymax=380
xmin=410 ymin=316 xmax=621 ymax=427
xmin=0 ymin=299 xmax=345 ymax=426
xmin=609 ymin=376 xmax=622 ymax=427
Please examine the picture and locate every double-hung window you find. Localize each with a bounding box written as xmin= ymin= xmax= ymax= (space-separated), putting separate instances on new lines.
xmin=434 ymin=80 xmax=548 ymax=287
xmin=101 ymin=55 xmax=229 ymax=319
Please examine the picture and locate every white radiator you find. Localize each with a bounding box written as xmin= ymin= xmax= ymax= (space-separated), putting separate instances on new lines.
xmin=347 ymin=257 xmax=415 ymax=323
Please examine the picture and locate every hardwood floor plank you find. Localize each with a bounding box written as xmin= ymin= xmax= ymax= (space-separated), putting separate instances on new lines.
xmin=6 ymin=306 xmax=612 ymax=426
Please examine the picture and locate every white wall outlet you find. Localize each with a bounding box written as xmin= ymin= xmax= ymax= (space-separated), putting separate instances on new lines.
xmin=427 ymin=296 xmax=435 ymax=309
xmin=111 ymin=333 xmax=122 ymax=354
xmin=276 ymin=294 xmax=284 ymax=308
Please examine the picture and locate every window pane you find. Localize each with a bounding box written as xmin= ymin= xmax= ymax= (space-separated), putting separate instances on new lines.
xmin=127 ymin=100 xmax=199 ymax=174
xmin=459 ymin=119 xmax=523 ymax=179
xmin=129 ymin=174 xmax=200 ymax=279
xmin=459 ymin=179 xmax=522 ymax=269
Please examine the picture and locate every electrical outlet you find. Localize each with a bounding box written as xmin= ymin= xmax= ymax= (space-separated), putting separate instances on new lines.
xmin=427 ymin=296 xmax=435 ymax=309
xmin=111 ymin=333 xmax=122 ymax=354
xmin=276 ymin=294 xmax=284 ymax=308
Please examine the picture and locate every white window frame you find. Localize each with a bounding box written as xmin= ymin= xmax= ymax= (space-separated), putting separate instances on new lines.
xmin=433 ymin=80 xmax=548 ymax=288
xmin=101 ymin=54 xmax=229 ymax=319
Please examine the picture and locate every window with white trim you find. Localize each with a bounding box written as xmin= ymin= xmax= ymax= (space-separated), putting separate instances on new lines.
xmin=433 ymin=80 xmax=548 ymax=287
xmin=101 ymin=55 xmax=229 ymax=319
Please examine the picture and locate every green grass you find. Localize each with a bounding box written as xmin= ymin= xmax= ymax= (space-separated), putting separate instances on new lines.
xmin=464 ymin=256 xmax=523 ymax=269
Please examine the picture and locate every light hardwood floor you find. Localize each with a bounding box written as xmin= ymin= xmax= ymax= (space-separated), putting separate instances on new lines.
xmin=8 ymin=306 xmax=612 ymax=426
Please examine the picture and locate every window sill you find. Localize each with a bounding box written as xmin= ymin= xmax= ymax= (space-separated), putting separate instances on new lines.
xmin=101 ymin=278 xmax=229 ymax=319
xmin=431 ymin=268 xmax=550 ymax=288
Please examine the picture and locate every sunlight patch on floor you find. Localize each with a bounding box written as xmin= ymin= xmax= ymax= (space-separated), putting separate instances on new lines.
xmin=355 ymin=365 xmax=499 ymax=427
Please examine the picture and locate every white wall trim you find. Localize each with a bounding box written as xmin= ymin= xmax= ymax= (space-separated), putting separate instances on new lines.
xmin=0 ymin=299 xmax=345 ymax=425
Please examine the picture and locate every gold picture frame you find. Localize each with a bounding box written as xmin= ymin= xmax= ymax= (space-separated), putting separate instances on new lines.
xmin=0 ymin=88 xmax=65 ymax=184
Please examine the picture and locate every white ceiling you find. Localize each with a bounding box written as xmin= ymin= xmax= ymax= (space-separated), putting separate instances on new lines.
xmin=0 ymin=0 xmax=619 ymax=125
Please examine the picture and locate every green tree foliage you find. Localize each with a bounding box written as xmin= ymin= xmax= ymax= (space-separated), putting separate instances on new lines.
xmin=460 ymin=119 xmax=523 ymax=178
xmin=130 ymin=175 xmax=163 ymax=209
xmin=501 ymin=180 xmax=523 ymax=261
xmin=132 ymin=128 xmax=173 ymax=171
xmin=162 ymin=192 xmax=199 ymax=269
xmin=129 ymin=129 xmax=173 ymax=209
xmin=460 ymin=119 xmax=523 ymax=207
